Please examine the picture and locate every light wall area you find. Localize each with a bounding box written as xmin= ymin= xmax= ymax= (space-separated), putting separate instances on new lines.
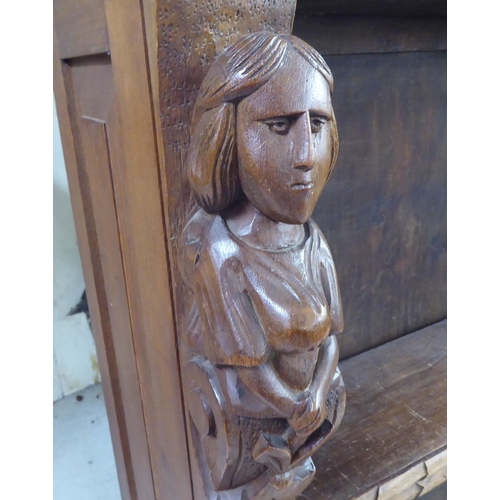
xmin=53 ymin=98 xmax=101 ymax=401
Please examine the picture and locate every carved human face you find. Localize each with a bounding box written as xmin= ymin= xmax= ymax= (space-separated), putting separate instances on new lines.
xmin=236 ymin=51 xmax=335 ymax=224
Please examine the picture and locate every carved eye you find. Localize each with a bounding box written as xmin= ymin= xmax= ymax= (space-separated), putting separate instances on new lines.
xmin=265 ymin=118 xmax=291 ymax=135
xmin=310 ymin=116 xmax=328 ymax=134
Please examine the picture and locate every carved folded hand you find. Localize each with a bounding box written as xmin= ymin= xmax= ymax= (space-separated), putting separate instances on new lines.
xmin=290 ymin=390 xmax=327 ymax=437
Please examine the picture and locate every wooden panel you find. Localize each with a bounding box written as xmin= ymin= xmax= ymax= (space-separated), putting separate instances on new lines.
xmin=54 ymin=47 xmax=132 ymax=500
xmin=300 ymin=320 xmax=447 ymax=499
xmin=295 ymin=0 xmax=446 ymax=17
xmin=79 ymin=116 xmax=156 ymax=499
xmin=312 ymin=51 xmax=447 ymax=359
xmin=293 ymin=15 xmax=446 ymax=55
xmin=54 ymin=0 xmax=109 ymax=59
xmin=59 ymin=54 xmax=157 ymax=500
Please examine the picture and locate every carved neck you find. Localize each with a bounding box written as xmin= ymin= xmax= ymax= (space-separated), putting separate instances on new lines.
xmin=224 ymin=199 xmax=306 ymax=251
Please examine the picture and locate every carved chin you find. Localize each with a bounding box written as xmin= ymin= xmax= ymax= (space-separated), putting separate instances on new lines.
xmin=281 ymin=203 xmax=315 ymax=225
xmin=273 ymin=211 xmax=313 ymax=225
xmin=290 ymin=212 xmax=311 ymax=225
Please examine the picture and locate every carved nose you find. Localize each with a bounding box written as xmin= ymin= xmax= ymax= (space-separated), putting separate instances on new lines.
xmin=294 ymin=113 xmax=314 ymax=171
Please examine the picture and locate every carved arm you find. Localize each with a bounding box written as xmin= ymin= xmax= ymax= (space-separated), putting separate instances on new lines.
xmin=234 ymin=335 xmax=339 ymax=436
xmin=234 ymin=361 xmax=296 ymax=419
xmin=290 ymin=335 xmax=339 ymax=436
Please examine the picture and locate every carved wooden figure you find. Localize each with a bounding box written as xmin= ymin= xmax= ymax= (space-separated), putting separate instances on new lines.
xmin=179 ymin=32 xmax=345 ymax=500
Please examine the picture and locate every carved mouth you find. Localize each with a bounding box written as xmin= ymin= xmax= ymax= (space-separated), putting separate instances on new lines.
xmin=291 ymin=182 xmax=313 ymax=191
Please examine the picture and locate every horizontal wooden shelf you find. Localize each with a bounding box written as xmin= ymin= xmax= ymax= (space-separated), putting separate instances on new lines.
xmin=301 ymin=320 xmax=447 ymax=499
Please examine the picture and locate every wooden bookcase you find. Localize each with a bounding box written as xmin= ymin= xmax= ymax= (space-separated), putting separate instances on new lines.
xmin=54 ymin=1 xmax=446 ymax=498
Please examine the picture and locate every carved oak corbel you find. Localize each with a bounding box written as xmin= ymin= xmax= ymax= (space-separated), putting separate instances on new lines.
xmin=179 ymin=32 xmax=346 ymax=500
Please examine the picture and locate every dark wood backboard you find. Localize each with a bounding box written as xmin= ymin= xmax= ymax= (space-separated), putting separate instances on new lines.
xmin=294 ymin=12 xmax=446 ymax=359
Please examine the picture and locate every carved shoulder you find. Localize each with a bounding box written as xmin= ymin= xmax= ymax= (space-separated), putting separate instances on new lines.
xmin=178 ymin=209 xmax=215 ymax=290
xmin=309 ymin=219 xmax=345 ymax=335
xmin=179 ymin=209 xmax=270 ymax=367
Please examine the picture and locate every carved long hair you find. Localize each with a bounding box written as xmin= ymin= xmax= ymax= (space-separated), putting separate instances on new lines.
xmin=188 ymin=32 xmax=339 ymax=214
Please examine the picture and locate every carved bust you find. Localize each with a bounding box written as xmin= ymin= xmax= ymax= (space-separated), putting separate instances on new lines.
xmin=180 ymin=32 xmax=345 ymax=500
